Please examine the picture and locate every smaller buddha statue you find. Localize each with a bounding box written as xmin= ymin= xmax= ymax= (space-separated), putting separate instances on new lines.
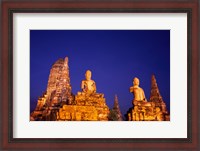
xmin=129 ymin=77 xmax=157 ymax=121
xmin=130 ymin=77 xmax=148 ymax=106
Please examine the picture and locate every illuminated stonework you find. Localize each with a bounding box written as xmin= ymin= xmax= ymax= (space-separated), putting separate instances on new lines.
xmin=57 ymin=95 xmax=109 ymax=121
xmin=30 ymin=56 xmax=169 ymax=122
xmin=30 ymin=59 xmax=109 ymax=121
xmin=57 ymin=70 xmax=110 ymax=121
xmin=57 ymin=105 xmax=98 ymax=121
xmin=126 ymin=76 xmax=170 ymax=121
xmin=31 ymin=57 xmax=73 ymax=121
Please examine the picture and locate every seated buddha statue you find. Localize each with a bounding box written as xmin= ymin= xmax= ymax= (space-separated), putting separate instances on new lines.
xmin=79 ymin=70 xmax=103 ymax=97
xmin=81 ymin=70 xmax=96 ymax=94
xmin=130 ymin=77 xmax=152 ymax=107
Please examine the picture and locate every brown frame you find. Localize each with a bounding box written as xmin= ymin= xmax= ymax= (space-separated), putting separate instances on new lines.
xmin=1 ymin=0 xmax=199 ymax=150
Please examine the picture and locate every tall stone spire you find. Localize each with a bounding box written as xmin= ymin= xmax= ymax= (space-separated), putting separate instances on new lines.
xmin=150 ymin=75 xmax=168 ymax=114
xmin=45 ymin=57 xmax=72 ymax=106
xmin=149 ymin=74 xmax=163 ymax=104
xmin=113 ymin=95 xmax=120 ymax=110
xmin=55 ymin=57 xmax=72 ymax=103
xmin=46 ymin=58 xmax=64 ymax=105
xmin=109 ymin=95 xmax=123 ymax=121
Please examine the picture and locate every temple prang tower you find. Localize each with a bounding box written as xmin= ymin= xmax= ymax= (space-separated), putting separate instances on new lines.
xmin=31 ymin=57 xmax=73 ymax=121
xmin=149 ymin=74 xmax=170 ymax=120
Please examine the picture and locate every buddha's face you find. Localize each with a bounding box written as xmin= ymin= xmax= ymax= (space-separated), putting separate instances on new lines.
xmin=133 ymin=77 xmax=139 ymax=86
xmin=85 ymin=70 xmax=92 ymax=80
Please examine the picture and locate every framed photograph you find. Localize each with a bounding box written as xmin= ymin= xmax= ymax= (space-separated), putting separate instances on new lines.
xmin=1 ymin=0 xmax=199 ymax=150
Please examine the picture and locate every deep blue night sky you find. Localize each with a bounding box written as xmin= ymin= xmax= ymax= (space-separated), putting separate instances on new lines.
xmin=30 ymin=30 xmax=170 ymax=119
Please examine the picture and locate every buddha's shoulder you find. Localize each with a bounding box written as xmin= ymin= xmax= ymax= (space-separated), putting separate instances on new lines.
xmin=82 ymin=80 xmax=87 ymax=83
xmin=82 ymin=80 xmax=95 ymax=83
xmin=91 ymin=80 xmax=95 ymax=83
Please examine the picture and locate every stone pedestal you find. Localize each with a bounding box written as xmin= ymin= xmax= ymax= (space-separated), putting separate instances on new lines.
xmin=127 ymin=103 xmax=162 ymax=121
xmin=57 ymin=105 xmax=98 ymax=121
xmin=57 ymin=93 xmax=109 ymax=121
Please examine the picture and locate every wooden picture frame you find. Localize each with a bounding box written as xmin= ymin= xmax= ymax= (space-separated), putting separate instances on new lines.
xmin=1 ymin=0 xmax=199 ymax=150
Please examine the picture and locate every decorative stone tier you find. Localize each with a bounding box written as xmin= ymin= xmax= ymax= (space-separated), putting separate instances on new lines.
xmin=57 ymin=104 xmax=109 ymax=121
xmin=57 ymin=105 xmax=98 ymax=121
xmin=127 ymin=104 xmax=166 ymax=121
xmin=127 ymin=99 xmax=170 ymax=121
xmin=75 ymin=93 xmax=106 ymax=107
xmin=57 ymin=93 xmax=110 ymax=121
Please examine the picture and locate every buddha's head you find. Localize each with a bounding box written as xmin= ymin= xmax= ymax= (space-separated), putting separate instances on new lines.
xmin=85 ymin=70 xmax=92 ymax=80
xmin=133 ymin=77 xmax=140 ymax=86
